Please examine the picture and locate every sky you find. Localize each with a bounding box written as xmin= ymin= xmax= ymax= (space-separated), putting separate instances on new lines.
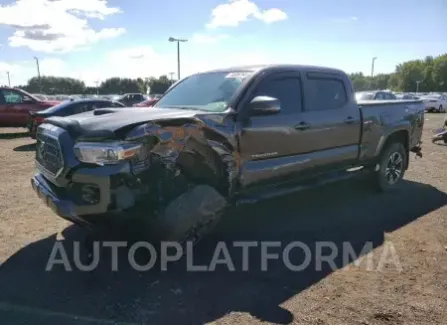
xmin=0 ymin=0 xmax=445 ymax=87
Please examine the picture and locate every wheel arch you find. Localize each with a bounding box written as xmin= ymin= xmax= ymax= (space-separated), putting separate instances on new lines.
xmin=379 ymin=129 xmax=410 ymax=169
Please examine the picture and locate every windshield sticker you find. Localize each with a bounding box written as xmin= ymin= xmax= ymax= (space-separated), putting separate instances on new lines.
xmin=225 ymin=72 xmax=251 ymax=80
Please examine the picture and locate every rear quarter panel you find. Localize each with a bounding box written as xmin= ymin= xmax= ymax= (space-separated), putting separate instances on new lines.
xmin=358 ymin=100 xmax=424 ymax=161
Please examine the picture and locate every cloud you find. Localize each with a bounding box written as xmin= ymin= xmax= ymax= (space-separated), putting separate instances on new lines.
xmin=0 ymin=0 xmax=125 ymax=53
xmin=0 ymin=58 xmax=67 ymax=86
xmin=206 ymin=0 xmax=287 ymax=29
xmin=330 ymin=16 xmax=359 ymax=23
xmin=0 ymin=45 xmax=278 ymax=87
xmin=191 ymin=33 xmax=230 ymax=44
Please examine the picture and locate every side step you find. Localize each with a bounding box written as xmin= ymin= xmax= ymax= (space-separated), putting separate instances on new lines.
xmin=235 ymin=166 xmax=370 ymax=205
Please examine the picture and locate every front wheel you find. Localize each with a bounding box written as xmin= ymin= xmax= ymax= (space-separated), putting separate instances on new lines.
xmin=152 ymin=184 xmax=227 ymax=246
xmin=372 ymin=142 xmax=407 ymax=192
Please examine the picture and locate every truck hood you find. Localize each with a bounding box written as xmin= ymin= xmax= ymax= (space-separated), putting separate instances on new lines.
xmin=44 ymin=107 xmax=203 ymax=138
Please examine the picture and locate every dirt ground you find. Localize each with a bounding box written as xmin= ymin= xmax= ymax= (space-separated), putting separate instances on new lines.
xmin=0 ymin=114 xmax=446 ymax=325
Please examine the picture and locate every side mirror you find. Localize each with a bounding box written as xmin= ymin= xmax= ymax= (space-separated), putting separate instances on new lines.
xmin=249 ymin=96 xmax=281 ymax=115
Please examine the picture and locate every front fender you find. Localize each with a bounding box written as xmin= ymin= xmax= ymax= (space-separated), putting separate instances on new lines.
xmin=125 ymin=120 xmax=238 ymax=197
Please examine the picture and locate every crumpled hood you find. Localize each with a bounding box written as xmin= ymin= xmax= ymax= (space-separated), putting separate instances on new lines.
xmin=44 ymin=107 xmax=202 ymax=137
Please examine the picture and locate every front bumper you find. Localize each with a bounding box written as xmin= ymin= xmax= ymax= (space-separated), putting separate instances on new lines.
xmin=424 ymin=104 xmax=439 ymax=111
xmin=31 ymin=163 xmax=137 ymax=228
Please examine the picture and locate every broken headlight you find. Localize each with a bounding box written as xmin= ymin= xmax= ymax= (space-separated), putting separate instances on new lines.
xmin=73 ymin=142 xmax=142 ymax=165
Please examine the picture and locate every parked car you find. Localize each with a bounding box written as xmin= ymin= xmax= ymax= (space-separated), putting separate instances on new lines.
xmin=133 ymin=97 xmax=159 ymax=107
xmin=31 ymin=64 xmax=424 ymax=245
xmin=0 ymin=87 xmax=60 ymax=127
xmin=420 ymin=94 xmax=447 ymax=113
xmin=27 ymin=98 xmax=125 ymax=138
xmin=115 ymin=93 xmax=147 ymax=106
xmin=32 ymin=93 xmax=48 ymax=101
xmin=396 ymin=93 xmax=419 ymax=100
xmin=355 ymin=90 xmax=397 ymax=100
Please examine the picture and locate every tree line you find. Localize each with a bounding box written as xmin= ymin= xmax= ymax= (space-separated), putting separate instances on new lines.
xmin=10 ymin=53 xmax=447 ymax=94
xmin=349 ymin=53 xmax=447 ymax=92
xmin=15 ymin=75 xmax=175 ymax=95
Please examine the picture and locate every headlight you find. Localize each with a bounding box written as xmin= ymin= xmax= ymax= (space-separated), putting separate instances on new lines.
xmin=73 ymin=142 xmax=142 ymax=165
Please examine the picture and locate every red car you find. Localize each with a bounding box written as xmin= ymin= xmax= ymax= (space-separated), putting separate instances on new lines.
xmin=0 ymin=87 xmax=59 ymax=128
xmin=133 ymin=97 xmax=159 ymax=107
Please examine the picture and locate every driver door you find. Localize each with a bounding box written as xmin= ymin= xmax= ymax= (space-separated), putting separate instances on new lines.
xmin=0 ymin=90 xmax=32 ymax=126
xmin=238 ymin=71 xmax=308 ymax=189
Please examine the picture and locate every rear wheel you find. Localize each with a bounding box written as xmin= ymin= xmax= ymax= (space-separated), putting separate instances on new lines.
xmin=372 ymin=142 xmax=407 ymax=192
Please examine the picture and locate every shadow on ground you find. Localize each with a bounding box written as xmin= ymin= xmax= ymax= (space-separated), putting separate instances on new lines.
xmin=1 ymin=179 xmax=446 ymax=325
xmin=0 ymin=132 xmax=29 ymax=140
xmin=13 ymin=143 xmax=36 ymax=152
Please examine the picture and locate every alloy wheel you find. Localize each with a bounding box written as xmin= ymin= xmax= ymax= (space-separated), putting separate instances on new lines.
xmin=385 ymin=152 xmax=403 ymax=185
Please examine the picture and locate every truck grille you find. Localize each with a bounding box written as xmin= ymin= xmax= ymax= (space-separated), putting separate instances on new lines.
xmin=36 ymin=131 xmax=64 ymax=176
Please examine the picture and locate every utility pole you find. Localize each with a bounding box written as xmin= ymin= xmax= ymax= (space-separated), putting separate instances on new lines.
xmin=370 ymin=57 xmax=377 ymax=90
xmin=169 ymin=72 xmax=175 ymax=82
xmin=416 ymin=80 xmax=422 ymax=93
xmin=34 ymin=56 xmax=42 ymax=92
xmin=168 ymin=37 xmax=188 ymax=80
xmin=6 ymin=71 xmax=10 ymax=87
xmin=94 ymin=80 xmax=100 ymax=95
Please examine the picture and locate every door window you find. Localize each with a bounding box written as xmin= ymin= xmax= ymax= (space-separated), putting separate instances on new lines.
xmin=72 ymin=103 xmax=91 ymax=114
xmin=2 ymin=90 xmax=24 ymax=104
xmin=375 ymin=92 xmax=385 ymax=100
xmin=383 ymin=92 xmax=396 ymax=100
xmin=253 ymin=77 xmax=302 ymax=114
xmin=306 ymin=78 xmax=347 ymax=111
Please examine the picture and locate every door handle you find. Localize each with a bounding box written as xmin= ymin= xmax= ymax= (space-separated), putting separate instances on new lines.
xmin=294 ymin=121 xmax=311 ymax=130
xmin=344 ymin=116 xmax=355 ymax=124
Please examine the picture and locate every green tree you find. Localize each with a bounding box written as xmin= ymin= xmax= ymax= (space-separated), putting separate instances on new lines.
xmin=432 ymin=54 xmax=447 ymax=92
xmin=99 ymin=77 xmax=142 ymax=94
xmin=147 ymin=75 xmax=174 ymax=94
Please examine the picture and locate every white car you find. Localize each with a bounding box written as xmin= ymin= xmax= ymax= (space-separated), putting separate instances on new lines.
xmin=421 ymin=94 xmax=447 ymax=113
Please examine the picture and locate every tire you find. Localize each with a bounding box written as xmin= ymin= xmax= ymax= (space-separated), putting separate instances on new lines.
xmin=152 ymin=184 xmax=227 ymax=246
xmin=372 ymin=142 xmax=407 ymax=192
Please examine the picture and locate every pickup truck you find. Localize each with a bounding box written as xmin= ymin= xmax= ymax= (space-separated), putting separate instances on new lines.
xmin=0 ymin=87 xmax=60 ymax=127
xmin=30 ymin=65 xmax=424 ymax=244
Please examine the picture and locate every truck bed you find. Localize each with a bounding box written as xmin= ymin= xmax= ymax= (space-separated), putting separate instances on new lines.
xmin=357 ymin=99 xmax=425 ymax=162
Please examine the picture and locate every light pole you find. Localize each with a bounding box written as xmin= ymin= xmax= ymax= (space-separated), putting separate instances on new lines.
xmin=416 ymin=80 xmax=422 ymax=93
xmin=168 ymin=37 xmax=187 ymax=80
xmin=370 ymin=57 xmax=377 ymax=89
xmin=34 ymin=56 xmax=42 ymax=92
xmin=94 ymin=80 xmax=100 ymax=95
xmin=169 ymin=72 xmax=175 ymax=82
xmin=6 ymin=71 xmax=10 ymax=87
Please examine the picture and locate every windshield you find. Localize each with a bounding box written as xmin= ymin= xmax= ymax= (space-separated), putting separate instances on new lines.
xmin=154 ymin=71 xmax=253 ymax=112
xmin=355 ymin=92 xmax=374 ymax=100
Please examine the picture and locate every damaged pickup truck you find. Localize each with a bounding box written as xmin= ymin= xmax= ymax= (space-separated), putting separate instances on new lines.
xmin=31 ymin=64 xmax=424 ymax=243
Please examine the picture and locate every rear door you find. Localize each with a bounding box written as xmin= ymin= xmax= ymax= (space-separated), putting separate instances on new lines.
xmin=0 ymin=91 xmax=8 ymax=126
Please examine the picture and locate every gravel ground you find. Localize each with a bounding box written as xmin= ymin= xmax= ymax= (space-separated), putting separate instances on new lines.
xmin=0 ymin=114 xmax=446 ymax=325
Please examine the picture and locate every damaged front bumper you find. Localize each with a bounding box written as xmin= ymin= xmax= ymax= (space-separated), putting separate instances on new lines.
xmin=31 ymin=162 xmax=145 ymax=229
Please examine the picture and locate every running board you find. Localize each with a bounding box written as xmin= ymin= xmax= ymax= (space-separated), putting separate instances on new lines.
xmin=235 ymin=166 xmax=369 ymax=205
